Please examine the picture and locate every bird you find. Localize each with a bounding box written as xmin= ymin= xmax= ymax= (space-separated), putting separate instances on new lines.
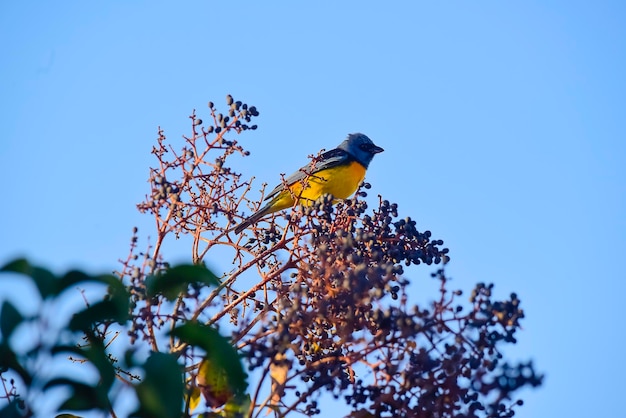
xmin=233 ymin=133 xmax=383 ymax=234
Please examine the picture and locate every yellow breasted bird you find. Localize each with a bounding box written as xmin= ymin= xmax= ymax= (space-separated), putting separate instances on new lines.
xmin=233 ymin=133 xmax=383 ymax=234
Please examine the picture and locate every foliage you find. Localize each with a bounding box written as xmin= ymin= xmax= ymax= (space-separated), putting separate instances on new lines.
xmin=0 ymin=95 xmax=542 ymax=417
xmin=0 ymin=259 xmax=243 ymax=418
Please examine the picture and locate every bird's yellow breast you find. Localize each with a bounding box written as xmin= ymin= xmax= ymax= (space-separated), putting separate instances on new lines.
xmin=269 ymin=161 xmax=367 ymax=213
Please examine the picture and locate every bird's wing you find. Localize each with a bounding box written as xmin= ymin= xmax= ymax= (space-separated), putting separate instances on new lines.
xmin=264 ymin=148 xmax=352 ymax=201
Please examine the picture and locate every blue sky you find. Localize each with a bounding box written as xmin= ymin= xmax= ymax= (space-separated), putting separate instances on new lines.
xmin=1 ymin=1 xmax=625 ymax=417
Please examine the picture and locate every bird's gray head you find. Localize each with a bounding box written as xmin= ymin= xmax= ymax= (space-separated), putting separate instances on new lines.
xmin=338 ymin=133 xmax=384 ymax=168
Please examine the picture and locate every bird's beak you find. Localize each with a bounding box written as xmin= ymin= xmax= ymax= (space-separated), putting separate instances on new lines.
xmin=371 ymin=144 xmax=384 ymax=154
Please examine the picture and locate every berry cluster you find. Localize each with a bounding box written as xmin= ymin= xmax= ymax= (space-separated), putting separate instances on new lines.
xmin=119 ymin=96 xmax=542 ymax=417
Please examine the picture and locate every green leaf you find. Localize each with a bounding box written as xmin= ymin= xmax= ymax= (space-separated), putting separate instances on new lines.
xmin=146 ymin=264 xmax=220 ymax=301
xmin=69 ymin=301 xmax=122 ymax=331
xmin=45 ymin=378 xmax=109 ymax=411
xmin=223 ymin=394 xmax=252 ymax=417
xmin=131 ymin=352 xmax=184 ymax=418
xmin=58 ymin=271 xmax=122 ymax=292
xmin=56 ymin=270 xmax=96 ymax=293
xmin=0 ymin=301 xmax=23 ymax=340
xmin=68 ymin=277 xmax=130 ymax=331
xmin=0 ymin=399 xmax=28 ymax=418
xmin=0 ymin=343 xmax=32 ymax=385
xmin=1 ymin=258 xmax=57 ymax=299
xmin=172 ymin=322 xmax=247 ymax=396
xmin=0 ymin=260 xmax=127 ymax=301
xmin=187 ymin=385 xmax=202 ymax=413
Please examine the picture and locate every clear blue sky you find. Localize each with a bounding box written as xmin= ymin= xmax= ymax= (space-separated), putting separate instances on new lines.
xmin=1 ymin=1 xmax=625 ymax=417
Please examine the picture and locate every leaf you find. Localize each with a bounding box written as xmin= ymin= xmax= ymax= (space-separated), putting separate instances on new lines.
xmin=131 ymin=352 xmax=184 ymax=418
xmin=146 ymin=264 xmax=220 ymax=301
xmin=68 ymin=277 xmax=130 ymax=331
xmin=0 ymin=301 xmax=23 ymax=340
xmin=270 ymin=352 xmax=289 ymax=406
xmin=223 ymin=394 xmax=251 ymax=417
xmin=197 ymin=357 xmax=232 ymax=408
xmin=346 ymin=409 xmax=378 ymax=418
xmin=172 ymin=322 xmax=247 ymax=396
xmin=56 ymin=270 xmax=93 ymax=293
xmin=0 ymin=260 xmax=127 ymax=302
xmin=0 ymin=399 xmax=28 ymax=418
xmin=187 ymin=386 xmax=202 ymax=412
xmin=69 ymin=301 xmax=123 ymax=331
xmin=1 ymin=258 xmax=57 ymax=299
xmin=0 ymin=343 xmax=32 ymax=385
xmin=58 ymin=271 xmax=123 ymax=292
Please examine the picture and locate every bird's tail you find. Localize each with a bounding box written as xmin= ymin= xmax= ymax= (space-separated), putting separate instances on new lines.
xmin=233 ymin=203 xmax=273 ymax=234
